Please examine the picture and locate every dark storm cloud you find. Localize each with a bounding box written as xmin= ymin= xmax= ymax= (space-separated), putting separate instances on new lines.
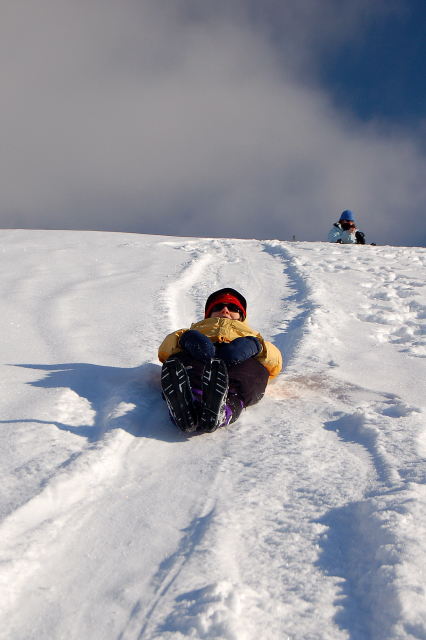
xmin=1 ymin=0 xmax=425 ymax=246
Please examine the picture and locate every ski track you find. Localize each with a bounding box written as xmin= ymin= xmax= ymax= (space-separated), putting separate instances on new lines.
xmin=1 ymin=233 xmax=426 ymax=639
xmin=271 ymin=242 xmax=426 ymax=640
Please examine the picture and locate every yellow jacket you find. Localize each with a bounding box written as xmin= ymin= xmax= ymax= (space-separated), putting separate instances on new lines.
xmin=158 ymin=317 xmax=282 ymax=380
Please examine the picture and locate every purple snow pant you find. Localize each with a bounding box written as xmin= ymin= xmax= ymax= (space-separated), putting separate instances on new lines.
xmin=166 ymin=351 xmax=270 ymax=424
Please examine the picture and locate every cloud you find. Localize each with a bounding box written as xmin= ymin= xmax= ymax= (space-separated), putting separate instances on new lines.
xmin=1 ymin=0 xmax=425 ymax=246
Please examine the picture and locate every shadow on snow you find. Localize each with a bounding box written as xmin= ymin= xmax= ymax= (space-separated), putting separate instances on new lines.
xmin=2 ymin=362 xmax=188 ymax=444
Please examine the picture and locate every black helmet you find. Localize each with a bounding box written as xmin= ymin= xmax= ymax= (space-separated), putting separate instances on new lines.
xmin=204 ymin=288 xmax=247 ymax=319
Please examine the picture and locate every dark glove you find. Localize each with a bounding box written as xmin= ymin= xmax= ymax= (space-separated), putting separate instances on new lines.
xmin=218 ymin=336 xmax=262 ymax=365
xmin=179 ymin=330 xmax=216 ymax=363
xmin=355 ymin=231 xmax=366 ymax=245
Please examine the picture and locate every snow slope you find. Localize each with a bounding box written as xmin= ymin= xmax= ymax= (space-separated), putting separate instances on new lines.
xmin=1 ymin=230 xmax=426 ymax=640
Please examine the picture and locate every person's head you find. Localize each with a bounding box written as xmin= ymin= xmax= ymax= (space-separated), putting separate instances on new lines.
xmin=339 ymin=210 xmax=355 ymax=230
xmin=204 ymin=288 xmax=247 ymax=321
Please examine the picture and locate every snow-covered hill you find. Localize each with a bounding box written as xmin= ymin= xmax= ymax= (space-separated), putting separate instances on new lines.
xmin=1 ymin=230 xmax=426 ymax=640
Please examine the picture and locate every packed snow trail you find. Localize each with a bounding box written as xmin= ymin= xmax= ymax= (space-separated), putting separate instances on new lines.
xmin=0 ymin=231 xmax=425 ymax=640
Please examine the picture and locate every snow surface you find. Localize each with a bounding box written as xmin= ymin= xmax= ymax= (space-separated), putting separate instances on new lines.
xmin=1 ymin=230 xmax=426 ymax=640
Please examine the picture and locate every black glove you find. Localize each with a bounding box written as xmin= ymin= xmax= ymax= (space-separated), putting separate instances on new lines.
xmin=355 ymin=231 xmax=366 ymax=245
xmin=179 ymin=330 xmax=216 ymax=363
xmin=218 ymin=336 xmax=262 ymax=365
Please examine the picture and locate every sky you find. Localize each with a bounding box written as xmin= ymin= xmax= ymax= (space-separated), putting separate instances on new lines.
xmin=1 ymin=0 xmax=426 ymax=246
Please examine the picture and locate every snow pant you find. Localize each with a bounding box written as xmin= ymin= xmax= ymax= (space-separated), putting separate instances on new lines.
xmin=165 ymin=351 xmax=270 ymax=423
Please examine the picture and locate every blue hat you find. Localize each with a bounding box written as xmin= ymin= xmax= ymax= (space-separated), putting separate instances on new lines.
xmin=339 ymin=209 xmax=354 ymax=222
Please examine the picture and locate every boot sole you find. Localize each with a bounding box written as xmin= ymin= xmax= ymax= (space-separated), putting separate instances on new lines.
xmin=161 ymin=359 xmax=198 ymax=432
xmin=200 ymin=359 xmax=229 ymax=433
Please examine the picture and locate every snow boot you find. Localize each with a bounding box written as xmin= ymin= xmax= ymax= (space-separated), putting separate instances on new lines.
xmin=199 ymin=358 xmax=229 ymax=433
xmin=161 ymin=358 xmax=199 ymax=433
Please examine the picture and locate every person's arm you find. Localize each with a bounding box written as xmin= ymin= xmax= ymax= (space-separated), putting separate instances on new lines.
xmin=254 ymin=336 xmax=283 ymax=380
xmin=340 ymin=228 xmax=357 ymax=243
xmin=328 ymin=224 xmax=343 ymax=243
xmin=179 ymin=330 xmax=216 ymax=363
xmin=218 ymin=336 xmax=262 ymax=365
xmin=328 ymin=223 xmax=357 ymax=244
xmin=158 ymin=329 xmax=187 ymax=363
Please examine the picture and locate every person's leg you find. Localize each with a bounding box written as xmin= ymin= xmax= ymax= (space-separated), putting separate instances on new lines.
xmin=163 ymin=351 xmax=230 ymax=432
xmin=199 ymin=358 xmax=229 ymax=432
xmin=161 ymin=357 xmax=199 ymax=432
xmin=162 ymin=352 xmax=270 ymax=430
xmin=168 ymin=350 xmax=205 ymax=390
xmin=214 ymin=358 xmax=269 ymax=426
xmin=163 ymin=352 xmax=230 ymax=432
xmin=227 ymin=357 xmax=270 ymax=409
xmin=225 ymin=394 xmax=244 ymax=424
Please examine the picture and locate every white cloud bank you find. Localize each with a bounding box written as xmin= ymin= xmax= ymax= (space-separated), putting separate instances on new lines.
xmin=1 ymin=0 xmax=425 ymax=245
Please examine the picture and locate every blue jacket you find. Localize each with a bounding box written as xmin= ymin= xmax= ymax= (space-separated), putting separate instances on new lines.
xmin=328 ymin=222 xmax=357 ymax=244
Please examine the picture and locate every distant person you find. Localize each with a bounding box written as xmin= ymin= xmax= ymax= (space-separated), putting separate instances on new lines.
xmin=328 ymin=210 xmax=366 ymax=244
xmin=158 ymin=288 xmax=282 ymax=433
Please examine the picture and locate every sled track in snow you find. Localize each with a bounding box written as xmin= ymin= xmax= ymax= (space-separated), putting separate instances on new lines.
xmin=123 ymin=239 xmax=391 ymax=639
xmin=120 ymin=238 xmax=300 ymax=639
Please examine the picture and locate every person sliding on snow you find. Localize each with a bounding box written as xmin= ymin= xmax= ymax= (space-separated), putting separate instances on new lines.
xmin=158 ymin=288 xmax=282 ymax=433
xmin=328 ymin=210 xmax=366 ymax=244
